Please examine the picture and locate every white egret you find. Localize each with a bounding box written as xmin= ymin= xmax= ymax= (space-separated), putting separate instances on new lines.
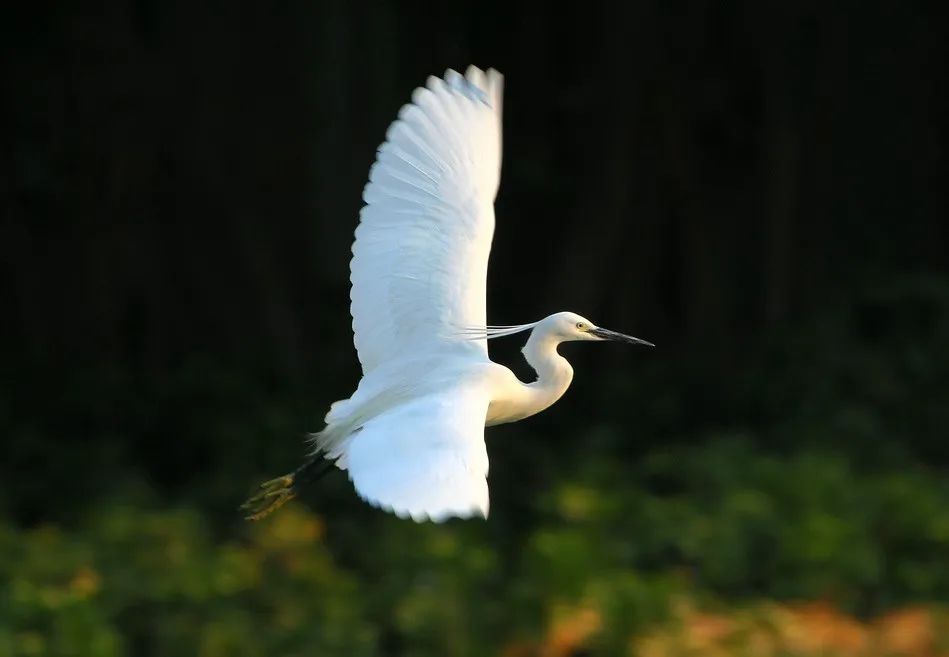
xmin=243 ymin=66 xmax=653 ymax=523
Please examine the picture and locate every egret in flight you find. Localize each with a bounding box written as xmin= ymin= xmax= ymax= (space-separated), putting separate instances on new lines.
xmin=243 ymin=66 xmax=653 ymax=523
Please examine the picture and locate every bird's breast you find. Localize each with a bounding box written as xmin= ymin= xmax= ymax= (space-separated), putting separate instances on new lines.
xmin=483 ymin=363 xmax=567 ymax=426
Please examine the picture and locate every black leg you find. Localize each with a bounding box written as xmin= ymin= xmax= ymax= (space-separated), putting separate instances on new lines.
xmin=241 ymin=455 xmax=335 ymax=521
xmin=291 ymin=455 xmax=334 ymax=489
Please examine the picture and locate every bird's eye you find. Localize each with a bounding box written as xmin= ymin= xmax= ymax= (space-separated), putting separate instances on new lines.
xmin=576 ymin=322 xmax=585 ymax=330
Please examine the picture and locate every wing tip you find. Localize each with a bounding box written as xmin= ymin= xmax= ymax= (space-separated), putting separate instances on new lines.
xmin=426 ymin=65 xmax=503 ymax=111
xmin=350 ymin=467 xmax=490 ymax=523
xmin=468 ymin=66 xmax=504 ymax=111
xmin=363 ymin=494 xmax=489 ymax=523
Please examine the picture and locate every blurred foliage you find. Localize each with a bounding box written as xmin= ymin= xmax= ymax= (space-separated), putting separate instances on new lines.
xmin=0 ymin=505 xmax=372 ymax=657
xmin=2 ymin=455 xmax=949 ymax=656
xmin=633 ymin=601 xmax=949 ymax=657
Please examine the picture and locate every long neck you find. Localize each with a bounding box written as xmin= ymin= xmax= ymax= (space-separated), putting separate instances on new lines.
xmin=518 ymin=328 xmax=574 ymax=417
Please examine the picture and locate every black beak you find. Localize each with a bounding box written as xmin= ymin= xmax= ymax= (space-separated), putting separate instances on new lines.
xmin=589 ymin=327 xmax=655 ymax=347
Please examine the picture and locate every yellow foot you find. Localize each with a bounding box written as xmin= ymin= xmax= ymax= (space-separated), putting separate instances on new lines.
xmin=241 ymin=474 xmax=296 ymax=521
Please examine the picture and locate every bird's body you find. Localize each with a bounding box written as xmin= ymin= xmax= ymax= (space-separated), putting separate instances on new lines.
xmin=243 ymin=66 xmax=652 ymax=523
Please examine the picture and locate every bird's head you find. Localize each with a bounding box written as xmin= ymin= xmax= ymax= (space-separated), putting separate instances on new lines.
xmin=541 ymin=311 xmax=655 ymax=346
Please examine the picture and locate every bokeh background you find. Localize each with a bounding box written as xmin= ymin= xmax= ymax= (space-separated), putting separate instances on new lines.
xmin=3 ymin=2 xmax=949 ymax=656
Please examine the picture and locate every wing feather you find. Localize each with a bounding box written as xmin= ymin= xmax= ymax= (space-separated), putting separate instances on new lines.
xmin=345 ymin=381 xmax=491 ymax=522
xmin=350 ymin=67 xmax=504 ymax=374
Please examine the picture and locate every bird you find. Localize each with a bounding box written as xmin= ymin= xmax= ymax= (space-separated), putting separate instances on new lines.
xmin=241 ymin=66 xmax=653 ymax=524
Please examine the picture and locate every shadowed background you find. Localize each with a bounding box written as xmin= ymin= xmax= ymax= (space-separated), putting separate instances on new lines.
xmin=2 ymin=2 xmax=948 ymax=656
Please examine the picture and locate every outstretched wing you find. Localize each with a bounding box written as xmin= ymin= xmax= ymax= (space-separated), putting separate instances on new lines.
xmin=350 ymin=66 xmax=504 ymax=374
xmin=344 ymin=381 xmax=491 ymax=522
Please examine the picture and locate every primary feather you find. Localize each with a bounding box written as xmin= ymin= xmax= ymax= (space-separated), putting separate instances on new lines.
xmin=350 ymin=66 xmax=504 ymax=374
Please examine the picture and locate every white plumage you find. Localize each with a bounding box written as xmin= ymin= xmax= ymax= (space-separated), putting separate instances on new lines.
xmin=243 ymin=66 xmax=653 ymax=524
xmin=344 ymin=381 xmax=491 ymax=522
xmin=351 ymin=67 xmax=503 ymax=374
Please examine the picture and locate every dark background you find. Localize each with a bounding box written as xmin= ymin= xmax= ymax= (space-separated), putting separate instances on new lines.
xmin=3 ymin=2 xmax=949 ymax=655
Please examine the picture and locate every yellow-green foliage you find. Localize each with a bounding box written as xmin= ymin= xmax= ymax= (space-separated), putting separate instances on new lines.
xmin=0 ymin=505 xmax=374 ymax=657
xmin=4 ymin=440 xmax=949 ymax=657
